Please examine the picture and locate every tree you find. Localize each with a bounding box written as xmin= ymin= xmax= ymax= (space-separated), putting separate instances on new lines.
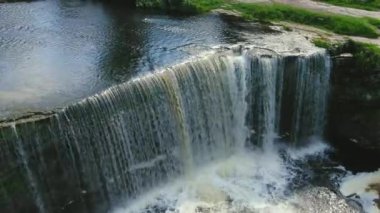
xmin=162 ymin=0 xmax=184 ymax=10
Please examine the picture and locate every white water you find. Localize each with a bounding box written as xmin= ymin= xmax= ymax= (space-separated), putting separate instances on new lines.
xmin=0 ymin=47 xmax=338 ymax=213
xmin=341 ymin=170 xmax=380 ymax=213
xmin=107 ymin=48 xmax=350 ymax=213
xmin=113 ymin=141 xmax=354 ymax=213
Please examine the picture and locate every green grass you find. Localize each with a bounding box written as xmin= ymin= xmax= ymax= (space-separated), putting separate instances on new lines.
xmin=185 ymin=1 xmax=380 ymax=38
xmin=137 ymin=0 xmax=225 ymax=13
xmin=348 ymin=40 xmax=380 ymax=71
xmin=316 ymin=0 xmax=380 ymax=11
xmin=183 ymin=0 xmax=225 ymax=12
xmin=138 ymin=0 xmax=380 ymax=38
xmin=312 ymin=37 xmax=335 ymax=49
xmin=365 ymin=16 xmax=380 ymax=28
xmin=226 ymin=3 xmax=380 ymax=38
xmin=315 ymin=39 xmax=380 ymax=72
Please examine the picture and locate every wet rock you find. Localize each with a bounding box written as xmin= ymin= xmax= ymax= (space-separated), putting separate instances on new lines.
xmin=294 ymin=187 xmax=363 ymax=213
xmin=368 ymin=183 xmax=380 ymax=208
xmin=346 ymin=199 xmax=364 ymax=211
xmin=333 ymin=53 xmax=353 ymax=58
xmin=212 ymin=9 xmax=245 ymax=22
xmin=179 ymin=187 xmax=362 ymax=213
xmin=375 ymin=198 xmax=380 ymax=209
xmin=0 ymin=111 xmax=56 ymax=128
xmin=327 ymin=41 xmax=380 ymax=170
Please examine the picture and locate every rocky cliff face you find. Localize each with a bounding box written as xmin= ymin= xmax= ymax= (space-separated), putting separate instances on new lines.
xmin=327 ymin=41 xmax=380 ymax=171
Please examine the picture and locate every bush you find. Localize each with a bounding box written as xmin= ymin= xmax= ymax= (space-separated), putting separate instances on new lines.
xmin=137 ymin=0 xmax=184 ymax=10
xmin=162 ymin=0 xmax=184 ymax=10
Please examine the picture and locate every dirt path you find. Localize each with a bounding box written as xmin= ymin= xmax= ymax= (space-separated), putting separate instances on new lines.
xmin=237 ymin=0 xmax=380 ymax=18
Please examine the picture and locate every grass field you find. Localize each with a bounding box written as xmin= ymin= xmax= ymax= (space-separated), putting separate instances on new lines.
xmin=316 ymin=0 xmax=380 ymax=11
xmin=226 ymin=3 xmax=380 ymax=38
xmin=137 ymin=0 xmax=380 ymax=38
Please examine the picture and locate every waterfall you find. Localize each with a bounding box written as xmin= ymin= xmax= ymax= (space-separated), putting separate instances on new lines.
xmin=11 ymin=125 xmax=46 ymax=213
xmin=0 ymin=47 xmax=331 ymax=213
xmin=246 ymin=54 xmax=284 ymax=148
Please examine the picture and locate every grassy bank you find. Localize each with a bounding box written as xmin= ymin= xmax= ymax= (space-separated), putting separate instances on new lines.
xmin=137 ymin=0 xmax=224 ymax=13
xmin=226 ymin=3 xmax=380 ymax=38
xmin=183 ymin=0 xmax=225 ymax=12
xmin=313 ymin=38 xmax=380 ymax=71
xmin=347 ymin=41 xmax=380 ymax=71
xmin=316 ymin=0 xmax=380 ymax=11
xmin=138 ymin=0 xmax=380 ymax=38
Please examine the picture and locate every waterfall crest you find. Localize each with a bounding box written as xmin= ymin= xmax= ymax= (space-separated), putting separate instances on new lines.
xmin=0 ymin=47 xmax=331 ymax=213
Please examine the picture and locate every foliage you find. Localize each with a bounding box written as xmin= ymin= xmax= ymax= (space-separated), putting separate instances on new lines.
xmin=346 ymin=40 xmax=380 ymax=72
xmin=137 ymin=0 xmax=185 ymax=10
xmin=162 ymin=0 xmax=185 ymax=10
xmin=365 ymin=16 xmax=380 ymax=29
xmin=319 ymin=39 xmax=380 ymax=72
xmin=312 ymin=38 xmax=334 ymax=49
xmin=316 ymin=0 xmax=380 ymax=11
xmin=137 ymin=0 xmax=380 ymax=38
xmin=137 ymin=0 xmax=224 ymax=13
xmin=137 ymin=0 xmax=162 ymax=9
xmin=183 ymin=0 xmax=225 ymax=12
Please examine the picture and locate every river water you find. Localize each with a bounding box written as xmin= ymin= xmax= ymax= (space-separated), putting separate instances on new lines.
xmin=0 ymin=1 xmax=379 ymax=213
xmin=0 ymin=0 xmax=248 ymax=120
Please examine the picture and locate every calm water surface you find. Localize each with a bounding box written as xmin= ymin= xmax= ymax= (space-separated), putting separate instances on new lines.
xmin=0 ymin=0 xmax=243 ymax=119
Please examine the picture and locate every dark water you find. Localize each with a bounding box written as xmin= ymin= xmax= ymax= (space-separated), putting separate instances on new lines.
xmin=0 ymin=0 xmax=245 ymax=119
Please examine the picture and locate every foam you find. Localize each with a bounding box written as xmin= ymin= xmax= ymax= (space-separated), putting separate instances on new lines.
xmin=112 ymin=141 xmax=344 ymax=213
xmin=340 ymin=169 xmax=380 ymax=213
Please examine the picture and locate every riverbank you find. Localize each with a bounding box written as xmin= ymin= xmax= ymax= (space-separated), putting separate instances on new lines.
xmin=149 ymin=0 xmax=380 ymax=38
xmin=316 ymin=0 xmax=380 ymax=11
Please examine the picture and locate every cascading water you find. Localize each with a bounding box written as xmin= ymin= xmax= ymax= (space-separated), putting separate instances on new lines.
xmin=11 ymin=125 xmax=46 ymax=213
xmin=0 ymin=47 xmax=337 ymax=213
xmin=246 ymin=49 xmax=331 ymax=146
